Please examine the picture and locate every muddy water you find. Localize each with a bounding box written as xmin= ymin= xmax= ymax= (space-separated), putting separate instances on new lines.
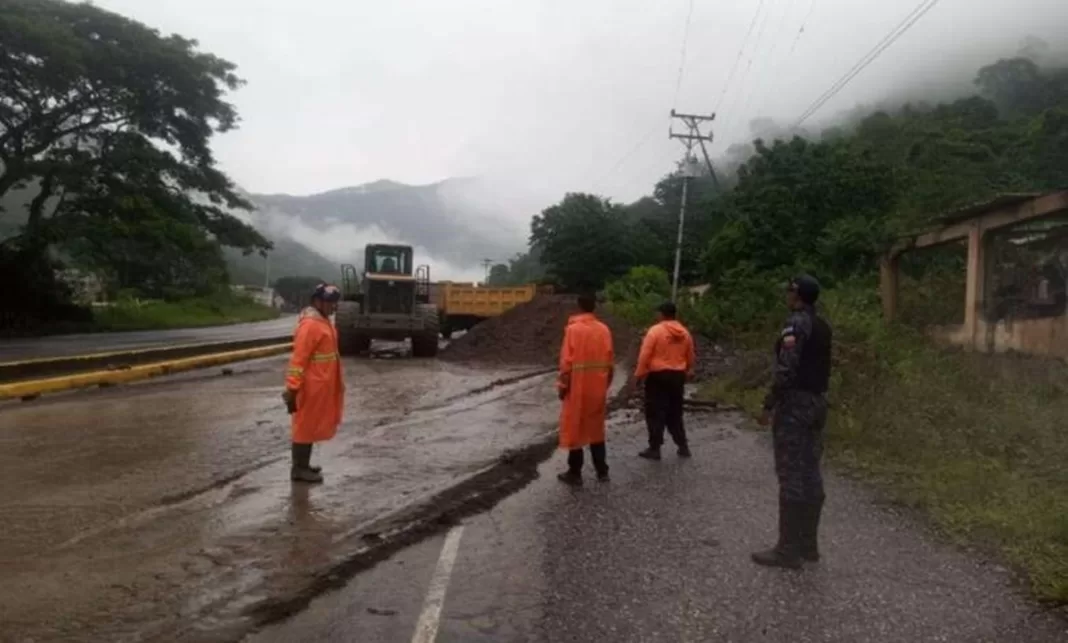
xmin=0 ymin=354 xmax=559 ymax=642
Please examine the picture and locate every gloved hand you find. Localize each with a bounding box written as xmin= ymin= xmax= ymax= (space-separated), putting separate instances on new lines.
xmin=282 ymin=389 xmax=298 ymax=414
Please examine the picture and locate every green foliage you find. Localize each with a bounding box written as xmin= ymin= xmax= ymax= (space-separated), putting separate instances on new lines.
xmin=92 ymin=290 xmax=278 ymax=332
xmin=0 ymin=0 xmax=269 ymax=321
xmin=530 ymin=193 xmax=636 ymax=292
xmin=486 ymin=263 xmax=510 ymax=286
xmin=604 ymin=265 xmax=671 ymax=327
xmin=272 ymin=276 xmax=324 ymax=310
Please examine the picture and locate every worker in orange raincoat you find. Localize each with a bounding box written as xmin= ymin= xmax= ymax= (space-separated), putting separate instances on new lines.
xmin=634 ymin=301 xmax=695 ymax=461
xmin=282 ymin=283 xmax=345 ymax=483
xmin=556 ymin=294 xmax=615 ymax=486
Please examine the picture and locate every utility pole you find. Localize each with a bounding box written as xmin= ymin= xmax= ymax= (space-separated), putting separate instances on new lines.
xmin=481 ymin=258 xmax=493 ymax=285
xmin=668 ymin=109 xmax=718 ymax=302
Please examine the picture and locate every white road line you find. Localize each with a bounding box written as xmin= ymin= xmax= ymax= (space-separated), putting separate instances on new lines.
xmin=410 ymin=526 xmax=465 ymax=643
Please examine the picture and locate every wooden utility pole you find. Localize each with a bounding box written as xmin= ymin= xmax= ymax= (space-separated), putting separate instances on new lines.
xmin=481 ymin=258 xmax=493 ymax=284
xmin=668 ymin=110 xmax=718 ymax=302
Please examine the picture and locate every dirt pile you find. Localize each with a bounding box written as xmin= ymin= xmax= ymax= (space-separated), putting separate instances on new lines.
xmin=441 ymin=295 xmax=638 ymax=366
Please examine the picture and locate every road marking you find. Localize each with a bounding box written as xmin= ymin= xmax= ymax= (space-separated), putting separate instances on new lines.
xmin=410 ymin=526 xmax=465 ymax=643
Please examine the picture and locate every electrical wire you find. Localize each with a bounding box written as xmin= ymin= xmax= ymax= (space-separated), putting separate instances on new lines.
xmin=794 ymin=0 xmax=942 ymax=127
xmin=789 ymin=0 xmax=818 ymax=54
xmin=673 ymin=0 xmax=697 ymax=109
xmin=713 ymin=0 xmax=767 ymax=114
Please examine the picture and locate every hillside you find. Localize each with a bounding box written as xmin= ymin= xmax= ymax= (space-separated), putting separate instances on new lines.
xmin=247 ymin=177 xmax=527 ymax=272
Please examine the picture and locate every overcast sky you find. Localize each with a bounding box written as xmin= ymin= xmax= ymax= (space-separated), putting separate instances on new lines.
xmin=96 ymin=0 xmax=1068 ymax=205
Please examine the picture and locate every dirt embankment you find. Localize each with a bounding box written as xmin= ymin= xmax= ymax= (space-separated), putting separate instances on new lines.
xmin=440 ymin=295 xmax=639 ymax=367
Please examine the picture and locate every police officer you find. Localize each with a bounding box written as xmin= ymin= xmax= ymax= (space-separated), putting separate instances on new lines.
xmin=752 ymin=275 xmax=832 ymax=569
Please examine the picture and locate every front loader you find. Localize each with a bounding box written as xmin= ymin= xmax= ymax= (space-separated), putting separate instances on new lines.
xmin=336 ymin=244 xmax=440 ymax=357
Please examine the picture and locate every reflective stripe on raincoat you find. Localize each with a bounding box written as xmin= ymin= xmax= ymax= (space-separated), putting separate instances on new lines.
xmin=557 ymin=313 xmax=614 ymax=450
xmin=285 ymin=307 xmax=345 ymax=443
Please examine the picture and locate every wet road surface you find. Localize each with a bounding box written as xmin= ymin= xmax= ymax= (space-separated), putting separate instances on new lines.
xmin=250 ymin=412 xmax=1068 ymax=643
xmin=0 ymin=352 xmax=561 ymax=642
xmin=0 ymin=315 xmax=297 ymax=362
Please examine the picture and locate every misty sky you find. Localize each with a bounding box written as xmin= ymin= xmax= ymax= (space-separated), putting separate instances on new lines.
xmin=97 ymin=0 xmax=1068 ymax=207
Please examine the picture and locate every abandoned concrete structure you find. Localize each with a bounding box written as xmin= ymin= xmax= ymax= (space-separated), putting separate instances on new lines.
xmin=881 ymin=189 xmax=1068 ymax=359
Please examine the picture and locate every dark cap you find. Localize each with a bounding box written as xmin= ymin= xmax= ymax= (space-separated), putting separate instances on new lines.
xmin=789 ymin=275 xmax=820 ymax=304
xmin=658 ymin=301 xmax=677 ymax=318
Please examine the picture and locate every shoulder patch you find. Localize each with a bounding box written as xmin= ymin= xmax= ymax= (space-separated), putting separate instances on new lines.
xmin=780 ymin=325 xmax=796 ymax=337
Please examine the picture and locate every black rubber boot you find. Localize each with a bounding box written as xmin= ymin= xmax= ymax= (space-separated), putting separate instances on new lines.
xmin=291 ymin=443 xmax=323 ymax=484
xmin=306 ymin=443 xmax=322 ymax=475
xmin=638 ymin=447 xmax=662 ymax=461
xmin=677 ymin=445 xmax=692 ymax=458
xmin=557 ymin=471 xmax=583 ymax=487
xmin=751 ymin=500 xmax=803 ymax=569
xmin=799 ymin=500 xmax=823 ymax=562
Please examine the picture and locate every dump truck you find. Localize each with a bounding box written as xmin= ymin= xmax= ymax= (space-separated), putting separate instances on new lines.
xmin=436 ymin=282 xmax=537 ymax=339
xmin=336 ymin=244 xmax=440 ymax=357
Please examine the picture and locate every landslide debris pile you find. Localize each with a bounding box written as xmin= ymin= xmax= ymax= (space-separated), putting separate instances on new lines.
xmin=440 ymin=295 xmax=638 ymax=366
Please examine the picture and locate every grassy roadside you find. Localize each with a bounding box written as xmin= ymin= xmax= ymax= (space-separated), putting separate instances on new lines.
xmin=695 ymin=285 xmax=1068 ymax=604
xmin=92 ymin=292 xmax=280 ymax=332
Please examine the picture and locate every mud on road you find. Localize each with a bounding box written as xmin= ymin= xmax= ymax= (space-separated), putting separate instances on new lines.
xmin=0 ymin=348 xmax=574 ymax=643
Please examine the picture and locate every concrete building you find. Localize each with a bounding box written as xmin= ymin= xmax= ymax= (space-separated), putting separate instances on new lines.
xmin=881 ymin=189 xmax=1068 ymax=360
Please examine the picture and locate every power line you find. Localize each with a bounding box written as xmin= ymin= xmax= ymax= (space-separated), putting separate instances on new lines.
xmin=794 ymin=0 xmax=942 ymax=127
xmin=713 ymin=0 xmax=767 ymax=114
xmin=719 ymin=0 xmax=777 ymax=147
xmin=789 ymin=0 xmax=818 ymax=55
xmin=672 ymin=0 xmax=698 ymax=108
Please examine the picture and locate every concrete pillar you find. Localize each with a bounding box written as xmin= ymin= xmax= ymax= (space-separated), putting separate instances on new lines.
xmin=880 ymin=254 xmax=899 ymax=320
xmin=963 ymin=225 xmax=989 ymax=350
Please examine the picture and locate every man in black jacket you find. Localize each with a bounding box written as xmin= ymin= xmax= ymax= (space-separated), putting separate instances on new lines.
xmin=752 ymin=275 xmax=833 ymax=569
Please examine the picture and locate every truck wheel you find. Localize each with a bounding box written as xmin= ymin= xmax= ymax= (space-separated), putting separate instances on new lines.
xmin=336 ymin=301 xmax=363 ymax=356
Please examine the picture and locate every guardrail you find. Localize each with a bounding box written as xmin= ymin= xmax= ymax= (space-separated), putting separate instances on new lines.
xmin=0 ymin=336 xmax=294 ymax=384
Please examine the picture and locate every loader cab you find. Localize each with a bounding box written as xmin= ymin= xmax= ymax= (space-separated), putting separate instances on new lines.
xmin=366 ymin=244 xmax=413 ymax=276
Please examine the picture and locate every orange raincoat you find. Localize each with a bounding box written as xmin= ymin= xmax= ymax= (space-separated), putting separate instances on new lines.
xmin=557 ymin=313 xmax=614 ymax=450
xmin=285 ymin=307 xmax=345 ymax=444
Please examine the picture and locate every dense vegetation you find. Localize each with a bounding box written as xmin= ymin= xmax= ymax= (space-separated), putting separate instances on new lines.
xmin=0 ymin=0 xmax=272 ymax=333
xmin=525 ymin=50 xmax=1068 ymax=603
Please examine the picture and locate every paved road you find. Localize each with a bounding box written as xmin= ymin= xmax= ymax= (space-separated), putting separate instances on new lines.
xmin=0 ymin=353 xmax=559 ymax=642
xmin=250 ymin=412 xmax=1068 ymax=643
xmin=0 ymin=315 xmax=298 ymax=362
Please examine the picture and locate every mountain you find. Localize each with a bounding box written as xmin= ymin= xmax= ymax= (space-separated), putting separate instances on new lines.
xmin=246 ymin=177 xmax=529 ymax=279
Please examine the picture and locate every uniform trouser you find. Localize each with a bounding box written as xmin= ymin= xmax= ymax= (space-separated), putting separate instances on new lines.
xmin=772 ymin=391 xmax=827 ymax=504
xmin=644 ymin=370 xmax=688 ymax=449
xmin=567 ymin=443 xmax=608 ymax=476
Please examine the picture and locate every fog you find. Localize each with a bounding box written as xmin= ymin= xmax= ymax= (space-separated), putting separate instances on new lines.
xmin=95 ymin=0 xmax=1068 ymax=222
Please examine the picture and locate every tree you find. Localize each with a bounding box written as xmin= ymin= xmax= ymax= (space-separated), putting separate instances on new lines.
xmin=529 ymin=193 xmax=635 ymax=292
xmin=273 ymin=276 xmax=325 ymax=311
xmin=485 ymin=263 xmax=511 ymax=285
xmin=0 ymin=0 xmax=268 ymax=294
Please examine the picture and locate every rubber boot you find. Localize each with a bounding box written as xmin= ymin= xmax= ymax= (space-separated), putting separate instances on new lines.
xmin=638 ymin=447 xmax=662 ymax=461
xmin=557 ymin=471 xmax=583 ymax=487
xmin=677 ymin=445 xmax=692 ymax=458
xmin=799 ymin=500 xmax=823 ymax=562
xmin=306 ymin=443 xmax=322 ymax=475
xmin=751 ymin=500 xmax=803 ymax=569
xmin=291 ymin=443 xmax=323 ymax=483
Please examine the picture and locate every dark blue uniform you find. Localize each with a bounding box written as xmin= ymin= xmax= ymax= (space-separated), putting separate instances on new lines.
xmin=763 ymin=306 xmax=831 ymax=505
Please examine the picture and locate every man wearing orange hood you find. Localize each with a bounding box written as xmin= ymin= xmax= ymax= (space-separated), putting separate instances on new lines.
xmin=635 ymin=302 xmax=695 ymax=460
xmin=282 ymin=283 xmax=345 ymax=483
xmin=556 ymin=294 xmax=615 ymax=486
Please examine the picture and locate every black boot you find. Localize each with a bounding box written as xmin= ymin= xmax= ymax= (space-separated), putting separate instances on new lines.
xmin=638 ymin=447 xmax=662 ymax=461
xmin=291 ymin=443 xmax=323 ymax=483
xmin=557 ymin=471 xmax=583 ymax=486
xmin=677 ymin=445 xmax=692 ymax=458
xmin=751 ymin=500 xmax=803 ymax=569
xmin=799 ymin=500 xmax=823 ymax=562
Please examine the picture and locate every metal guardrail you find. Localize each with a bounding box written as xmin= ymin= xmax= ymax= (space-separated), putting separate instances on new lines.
xmin=0 ymin=336 xmax=294 ymax=384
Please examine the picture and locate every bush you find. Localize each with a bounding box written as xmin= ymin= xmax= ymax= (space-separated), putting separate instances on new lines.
xmin=93 ymin=290 xmax=279 ymax=331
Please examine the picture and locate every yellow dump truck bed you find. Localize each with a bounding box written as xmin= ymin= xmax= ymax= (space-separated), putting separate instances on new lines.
xmin=439 ymin=283 xmax=536 ymax=318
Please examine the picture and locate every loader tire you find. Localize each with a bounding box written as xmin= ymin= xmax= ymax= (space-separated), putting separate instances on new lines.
xmin=411 ymin=305 xmax=440 ymax=358
xmin=336 ymin=302 xmax=370 ymax=356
